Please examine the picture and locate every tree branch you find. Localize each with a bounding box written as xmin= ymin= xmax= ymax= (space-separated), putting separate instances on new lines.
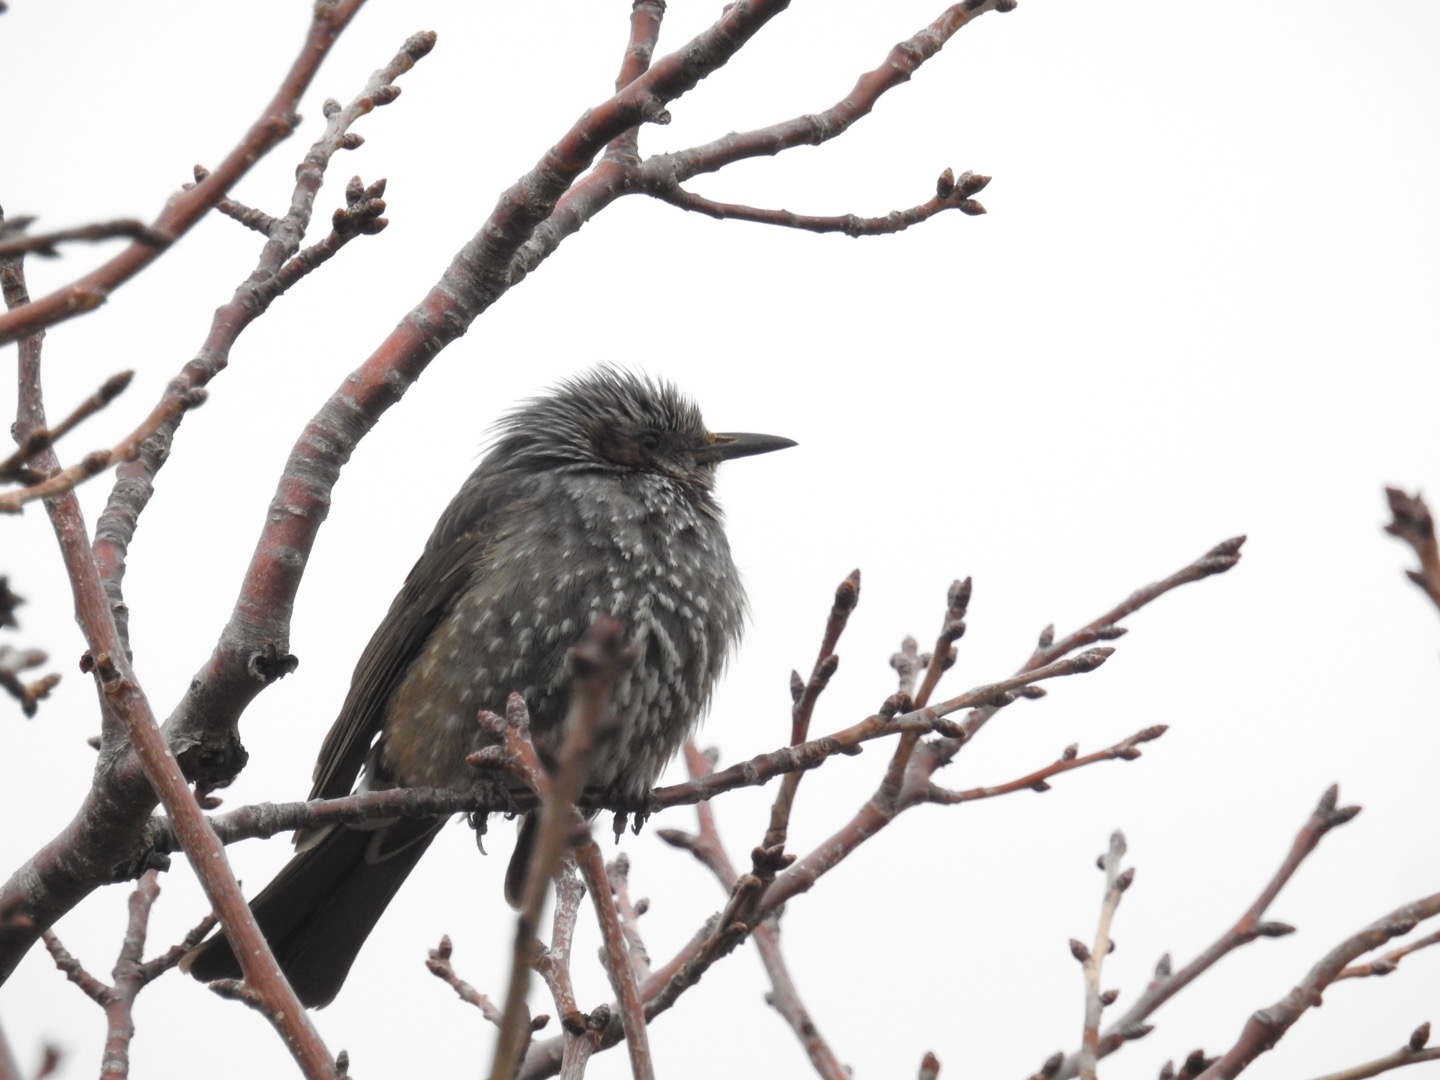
xmin=0 ymin=0 xmax=367 ymax=345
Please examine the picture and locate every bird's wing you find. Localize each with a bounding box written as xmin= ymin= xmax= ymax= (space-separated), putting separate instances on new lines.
xmin=307 ymin=530 xmax=489 ymax=803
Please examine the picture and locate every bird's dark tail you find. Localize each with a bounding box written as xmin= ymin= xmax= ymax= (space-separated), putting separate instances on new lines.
xmin=184 ymin=816 xmax=443 ymax=1008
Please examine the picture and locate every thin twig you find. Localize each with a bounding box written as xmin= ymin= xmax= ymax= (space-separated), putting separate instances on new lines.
xmin=425 ymin=936 xmax=503 ymax=1024
xmin=1076 ymin=833 xmax=1132 ymax=1080
xmin=0 ymin=386 xmax=205 ymax=514
xmin=0 ymin=220 xmax=167 ymax=260
xmin=485 ymin=617 xmax=640 ymax=1080
xmin=2 ymin=235 xmax=336 ymax=1080
xmin=0 ymin=370 xmax=133 ymax=482
xmin=534 ymin=862 xmax=586 ymax=1035
xmin=575 ymin=841 xmax=655 ymax=1080
xmin=763 ymin=570 xmax=858 ymax=851
xmin=651 ymin=172 xmax=988 ymax=234
xmin=1337 ymin=927 xmax=1440 ymax=980
xmin=927 ymin=727 xmax=1167 ymax=805
xmin=41 ymin=871 xmax=217 ymax=1080
xmin=661 ymin=742 xmax=848 ymax=1080
xmin=1303 ymin=1024 xmax=1440 ymax=1080
xmin=1047 ymin=786 xmax=1359 ymax=1079
xmin=1383 ymin=488 xmax=1440 ymax=615
xmin=0 ymin=0 xmax=367 ymax=345
xmin=1200 ymin=893 xmax=1440 ymax=1079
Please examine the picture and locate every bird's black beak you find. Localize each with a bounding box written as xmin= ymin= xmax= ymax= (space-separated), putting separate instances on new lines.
xmin=696 ymin=431 xmax=797 ymax=464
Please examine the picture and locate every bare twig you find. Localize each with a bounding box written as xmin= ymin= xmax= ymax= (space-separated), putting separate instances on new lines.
xmin=606 ymin=855 xmax=651 ymax=983
xmin=534 ymin=862 xmax=586 ymax=1035
xmin=0 ymin=219 xmax=167 ymax=260
xmin=0 ymin=385 xmax=206 ymax=514
xmin=484 ymin=617 xmax=641 ymax=1080
xmin=652 ymin=649 xmax=1111 ymax=812
xmin=1383 ymin=488 xmax=1440 ymax=615
xmin=1337 ymin=927 xmax=1440 ymax=981
xmin=1047 ymin=787 xmax=1359 ymax=1079
xmin=763 ymin=570 xmax=858 ymax=851
xmin=0 ymin=26 xmax=438 ymax=987
xmin=663 ymin=742 xmax=848 ymax=1080
xmin=926 ymin=727 xmax=1167 ymax=805
xmin=575 ymin=841 xmax=654 ymax=1080
xmin=649 ymin=171 xmax=989 ymax=234
xmin=913 ymin=577 xmax=971 ymax=710
xmin=0 ymin=0 xmax=367 ymax=345
xmin=0 ymin=370 xmax=133 ymax=482
xmin=1303 ymin=1024 xmax=1440 ymax=1080
xmin=426 ymin=936 xmax=503 ymax=1024
xmin=41 ymin=871 xmax=216 ymax=1080
xmin=1201 ymin=893 xmax=1440 ymax=1079
xmin=1075 ymin=833 xmax=1133 ymax=1080
xmin=2 ymin=239 xmax=336 ymax=1079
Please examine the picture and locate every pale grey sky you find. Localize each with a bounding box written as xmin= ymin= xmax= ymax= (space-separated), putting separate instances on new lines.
xmin=2 ymin=3 xmax=1438 ymax=1079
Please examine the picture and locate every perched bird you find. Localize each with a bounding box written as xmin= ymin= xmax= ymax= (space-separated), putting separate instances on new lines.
xmin=185 ymin=367 xmax=793 ymax=1007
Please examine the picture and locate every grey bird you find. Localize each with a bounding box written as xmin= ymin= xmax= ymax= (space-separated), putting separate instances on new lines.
xmin=185 ymin=368 xmax=793 ymax=1007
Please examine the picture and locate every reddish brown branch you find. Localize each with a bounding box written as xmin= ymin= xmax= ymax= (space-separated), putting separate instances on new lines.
xmin=0 ymin=0 xmax=367 ymax=345
xmin=1383 ymin=488 xmax=1440 ymax=615
xmin=508 ymin=1 xmax=1010 ymax=287
xmin=1 ymin=248 xmax=335 ymax=1078
xmin=603 ymin=0 xmax=667 ymax=167
xmin=645 ymin=3 xmax=1012 ymax=187
xmin=0 ymin=27 xmax=437 ymax=987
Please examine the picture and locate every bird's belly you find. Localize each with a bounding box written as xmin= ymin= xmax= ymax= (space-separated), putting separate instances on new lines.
xmin=378 ymin=558 xmax=736 ymax=799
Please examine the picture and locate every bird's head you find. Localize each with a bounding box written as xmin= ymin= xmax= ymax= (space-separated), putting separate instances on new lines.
xmin=493 ymin=367 xmax=794 ymax=491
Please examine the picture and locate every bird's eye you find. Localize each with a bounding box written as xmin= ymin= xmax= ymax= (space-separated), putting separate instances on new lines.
xmin=637 ymin=430 xmax=662 ymax=452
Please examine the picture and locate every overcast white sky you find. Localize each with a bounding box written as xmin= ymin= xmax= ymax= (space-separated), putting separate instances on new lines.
xmin=2 ymin=2 xmax=1439 ymax=1079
